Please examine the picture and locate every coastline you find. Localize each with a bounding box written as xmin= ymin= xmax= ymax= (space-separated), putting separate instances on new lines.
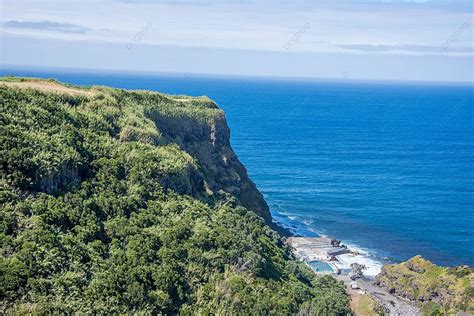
xmin=274 ymin=211 xmax=386 ymax=278
xmin=0 ymin=77 xmax=356 ymax=314
xmin=278 ymin=217 xmax=421 ymax=315
xmin=3 ymin=68 xmax=471 ymax=268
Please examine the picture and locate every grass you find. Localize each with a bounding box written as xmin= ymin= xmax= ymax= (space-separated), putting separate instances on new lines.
xmin=377 ymin=256 xmax=473 ymax=315
xmin=353 ymin=294 xmax=380 ymax=316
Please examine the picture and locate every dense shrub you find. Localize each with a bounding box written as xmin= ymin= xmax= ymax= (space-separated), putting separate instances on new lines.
xmin=0 ymin=79 xmax=350 ymax=314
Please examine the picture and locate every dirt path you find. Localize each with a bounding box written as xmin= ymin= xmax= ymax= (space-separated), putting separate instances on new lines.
xmin=169 ymin=97 xmax=192 ymax=102
xmin=337 ymin=275 xmax=420 ymax=316
xmin=0 ymin=81 xmax=95 ymax=97
xmin=0 ymin=81 xmax=202 ymax=103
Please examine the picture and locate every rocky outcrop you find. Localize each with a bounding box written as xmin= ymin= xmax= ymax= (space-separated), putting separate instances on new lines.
xmin=375 ymin=256 xmax=473 ymax=314
xmin=349 ymin=263 xmax=366 ymax=280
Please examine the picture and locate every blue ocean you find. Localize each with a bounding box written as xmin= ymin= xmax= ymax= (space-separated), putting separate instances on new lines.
xmin=2 ymin=67 xmax=473 ymax=267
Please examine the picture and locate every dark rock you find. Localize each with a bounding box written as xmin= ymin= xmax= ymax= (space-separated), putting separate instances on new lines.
xmin=406 ymin=260 xmax=425 ymax=273
xmin=330 ymin=238 xmax=341 ymax=247
xmin=349 ymin=263 xmax=366 ymax=280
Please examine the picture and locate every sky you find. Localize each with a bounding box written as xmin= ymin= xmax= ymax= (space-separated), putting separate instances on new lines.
xmin=0 ymin=0 xmax=473 ymax=82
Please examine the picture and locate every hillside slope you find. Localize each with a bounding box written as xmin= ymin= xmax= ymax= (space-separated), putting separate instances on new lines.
xmin=0 ymin=77 xmax=349 ymax=314
xmin=375 ymin=256 xmax=473 ymax=315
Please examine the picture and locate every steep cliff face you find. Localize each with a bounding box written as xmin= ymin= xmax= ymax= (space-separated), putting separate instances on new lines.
xmin=149 ymin=107 xmax=273 ymax=224
xmin=0 ymin=79 xmax=275 ymax=228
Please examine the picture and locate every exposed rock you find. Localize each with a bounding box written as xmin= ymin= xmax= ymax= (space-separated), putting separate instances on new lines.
xmin=406 ymin=260 xmax=425 ymax=274
xmin=330 ymin=238 xmax=341 ymax=247
xmin=349 ymin=263 xmax=366 ymax=280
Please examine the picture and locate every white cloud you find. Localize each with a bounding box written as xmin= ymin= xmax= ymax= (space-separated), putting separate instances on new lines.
xmin=1 ymin=0 xmax=472 ymax=56
xmin=3 ymin=20 xmax=90 ymax=33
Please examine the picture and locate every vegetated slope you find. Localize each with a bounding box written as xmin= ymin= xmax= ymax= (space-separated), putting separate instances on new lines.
xmin=0 ymin=78 xmax=350 ymax=314
xmin=375 ymin=255 xmax=473 ymax=315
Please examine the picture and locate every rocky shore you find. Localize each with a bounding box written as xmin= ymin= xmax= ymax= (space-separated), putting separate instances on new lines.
xmin=288 ymin=236 xmax=473 ymax=315
xmin=287 ymin=236 xmax=351 ymax=262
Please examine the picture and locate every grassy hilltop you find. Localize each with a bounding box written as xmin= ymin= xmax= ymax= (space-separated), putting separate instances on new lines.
xmin=0 ymin=78 xmax=350 ymax=314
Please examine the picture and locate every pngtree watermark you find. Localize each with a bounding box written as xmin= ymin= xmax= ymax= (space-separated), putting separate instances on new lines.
xmin=126 ymin=22 xmax=153 ymax=50
xmin=442 ymin=22 xmax=471 ymax=51
xmin=284 ymin=22 xmax=311 ymax=50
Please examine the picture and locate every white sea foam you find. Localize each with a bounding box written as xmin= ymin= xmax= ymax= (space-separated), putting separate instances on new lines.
xmin=334 ymin=242 xmax=384 ymax=277
xmin=273 ymin=210 xmax=385 ymax=277
xmin=335 ymin=253 xmax=383 ymax=277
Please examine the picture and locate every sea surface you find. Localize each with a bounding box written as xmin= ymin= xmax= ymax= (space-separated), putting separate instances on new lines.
xmin=2 ymin=67 xmax=473 ymax=267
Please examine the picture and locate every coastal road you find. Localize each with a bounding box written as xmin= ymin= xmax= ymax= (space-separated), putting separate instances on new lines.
xmin=337 ymin=275 xmax=420 ymax=316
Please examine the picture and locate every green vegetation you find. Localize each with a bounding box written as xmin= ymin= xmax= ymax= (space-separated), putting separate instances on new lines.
xmin=352 ymin=294 xmax=383 ymax=316
xmin=0 ymin=78 xmax=350 ymax=314
xmin=375 ymin=256 xmax=473 ymax=315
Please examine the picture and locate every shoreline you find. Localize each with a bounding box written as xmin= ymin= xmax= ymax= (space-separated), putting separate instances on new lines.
xmin=286 ymin=236 xmax=383 ymax=278
xmin=274 ymin=209 xmax=471 ymax=315
xmin=285 ymin=235 xmax=420 ymax=315
xmin=274 ymin=213 xmax=387 ymax=278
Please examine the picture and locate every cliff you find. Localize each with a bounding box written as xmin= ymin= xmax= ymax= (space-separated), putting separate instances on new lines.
xmin=0 ymin=78 xmax=273 ymax=225
xmin=375 ymin=256 xmax=473 ymax=315
xmin=0 ymin=77 xmax=347 ymax=314
xmin=146 ymin=96 xmax=273 ymax=225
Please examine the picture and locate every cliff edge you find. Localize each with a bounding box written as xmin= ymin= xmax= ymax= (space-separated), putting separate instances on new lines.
xmin=147 ymin=95 xmax=273 ymax=226
xmin=0 ymin=78 xmax=275 ymax=228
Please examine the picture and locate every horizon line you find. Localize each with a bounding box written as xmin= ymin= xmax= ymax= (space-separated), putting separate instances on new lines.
xmin=1 ymin=64 xmax=473 ymax=87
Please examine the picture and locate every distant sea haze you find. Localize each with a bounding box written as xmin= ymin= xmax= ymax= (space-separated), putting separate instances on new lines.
xmin=2 ymin=67 xmax=473 ymax=267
